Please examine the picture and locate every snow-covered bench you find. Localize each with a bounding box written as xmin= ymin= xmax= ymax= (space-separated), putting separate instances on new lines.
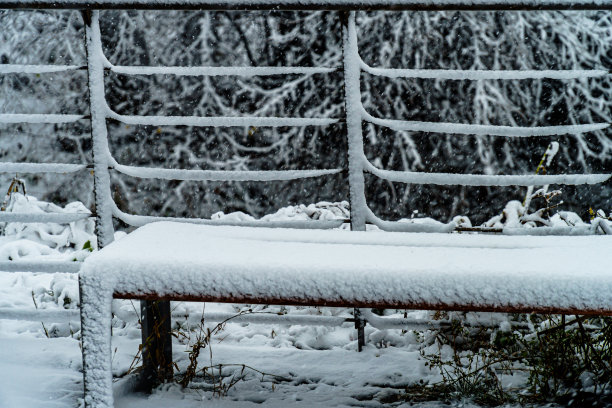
xmin=79 ymin=222 xmax=612 ymax=407
xmin=69 ymin=3 xmax=611 ymax=406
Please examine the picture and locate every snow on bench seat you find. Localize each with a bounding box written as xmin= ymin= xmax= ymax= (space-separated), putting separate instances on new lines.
xmin=79 ymin=221 xmax=612 ymax=407
xmin=82 ymin=222 xmax=612 ymax=312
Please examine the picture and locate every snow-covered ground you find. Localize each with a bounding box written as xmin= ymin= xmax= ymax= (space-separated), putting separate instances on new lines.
xmin=0 ymin=193 xmax=610 ymax=407
xmin=0 ymin=271 xmax=448 ymax=408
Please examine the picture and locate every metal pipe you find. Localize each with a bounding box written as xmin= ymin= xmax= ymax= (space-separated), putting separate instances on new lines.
xmin=2 ymin=0 xmax=612 ymax=11
xmin=82 ymin=10 xmax=115 ymax=249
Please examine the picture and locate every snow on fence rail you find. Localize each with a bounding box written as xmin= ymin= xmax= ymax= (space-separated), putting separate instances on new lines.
xmin=0 ymin=212 xmax=91 ymax=223
xmin=360 ymin=64 xmax=611 ymax=80
xmin=0 ymin=162 xmax=87 ymax=173
xmin=0 ymin=3 xmax=610 ymax=344
xmin=0 ymin=64 xmax=85 ymax=73
xmin=106 ymin=111 xmax=339 ymax=127
xmin=0 ymin=113 xmax=87 ymax=124
xmin=110 ymin=64 xmax=341 ymax=76
xmin=112 ymin=163 xmax=344 ymax=182
xmin=361 ymin=112 xmax=611 ymax=137
xmin=0 ymin=306 xmax=503 ymax=333
xmin=2 ymin=0 xmax=612 ymax=10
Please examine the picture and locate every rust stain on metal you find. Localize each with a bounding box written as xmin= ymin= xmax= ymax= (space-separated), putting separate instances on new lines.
xmin=115 ymin=291 xmax=612 ymax=317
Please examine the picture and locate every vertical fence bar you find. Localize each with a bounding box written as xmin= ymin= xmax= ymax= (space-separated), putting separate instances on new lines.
xmin=81 ymin=9 xmax=117 ymax=405
xmin=81 ymin=9 xmax=173 ymax=392
xmin=341 ymin=10 xmax=367 ymax=351
xmin=82 ymin=9 xmax=115 ymax=248
xmin=341 ymin=10 xmax=368 ymax=232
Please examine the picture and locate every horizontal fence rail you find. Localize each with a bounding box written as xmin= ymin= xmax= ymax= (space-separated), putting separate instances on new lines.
xmin=0 ymin=64 xmax=85 ymax=73
xmin=106 ymin=112 xmax=339 ymax=127
xmin=0 ymin=261 xmax=81 ymax=273
xmin=0 ymin=306 xmax=528 ymax=332
xmin=0 ymin=212 xmax=92 ymax=223
xmin=0 ymin=162 xmax=87 ymax=173
xmin=360 ymin=65 xmax=612 ymax=80
xmin=3 ymin=0 xmax=612 ymax=10
xmin=113 ymin=164 xmax=344 ymax=182
xmin=362 ymin=113 xmax=610 ymax=136
xmin=0 ymin=113 xmax=86 ymax=124
xmin=109 ymin=65 xmax=341 ymax=76
xmin=111 ymin=200 xmax=346 ymax=229
xmin=0 ymin=307 xmax=81 ymax=322
xmin=364 ymin=164 xmax=612 ymax=186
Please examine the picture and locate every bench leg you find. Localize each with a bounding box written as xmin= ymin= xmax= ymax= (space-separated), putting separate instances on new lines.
xmin=354 ymin=308 xmax=366 ymax=352
xmin=140 ymin=300 xmax=173 ymax=391
xmin=80 ymin=275 xmax=114 ymax=408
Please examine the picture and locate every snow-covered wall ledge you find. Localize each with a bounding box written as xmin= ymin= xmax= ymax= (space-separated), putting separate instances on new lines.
xmin=2 ymin=0 xmax=612 ymax=10
xmin=79 ymin=222 xmax=612 ymax=407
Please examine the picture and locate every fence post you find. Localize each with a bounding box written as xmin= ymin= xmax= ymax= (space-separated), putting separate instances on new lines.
xmin=81 ymin=9 xmax=173 ymax=391
xmin=81 ymin=9 xmax=115 ymax=248
xmin=81 ymin=10 xmax=117 ymax=404
xmin=341 ymin=10 xmax=367 ymax=351
xmin=341 ymin=10 xmax=367 ymax=232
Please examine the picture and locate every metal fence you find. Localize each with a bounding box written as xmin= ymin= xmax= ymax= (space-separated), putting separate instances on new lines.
xmin=0 ymin=2 xmax=610 ymax=332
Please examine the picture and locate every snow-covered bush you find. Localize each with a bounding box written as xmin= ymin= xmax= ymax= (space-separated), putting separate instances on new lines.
xmin=0 ymin=190 xmax=95 ymax=319
xmin=212 ymin=200 xmax=350 ymax=223
xmin=1 ymin=192 xmax=95 ymax=261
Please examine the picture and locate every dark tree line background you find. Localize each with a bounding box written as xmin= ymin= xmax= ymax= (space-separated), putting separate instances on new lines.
xmin=0 ymin=10 xmax=610 ymax=225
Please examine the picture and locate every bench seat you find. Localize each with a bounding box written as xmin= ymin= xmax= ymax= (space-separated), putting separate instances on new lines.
xmin=79 ymin=221 xmax=612 ymax=407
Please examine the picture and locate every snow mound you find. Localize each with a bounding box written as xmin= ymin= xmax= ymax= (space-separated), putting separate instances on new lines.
xmin=212 ymin=201 xmax=350 ymax=224
xmin=2 ymin=193 xmax=96 ymax=258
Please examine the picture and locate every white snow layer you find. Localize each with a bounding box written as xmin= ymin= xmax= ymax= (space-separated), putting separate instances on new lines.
xmin=106 ymin=110 xmax=338 ymax=127
xmin=0 ymin=113 xmax=85 ymax=124
xmin=0 ymin=193 xmax=96 ymax=273
xmin=364 ymin=162 xmax=611 ymax=186
xmin=110 ymin=65 xmax=337 ymax=76
xmin=0 ymin=64 xmax=82 ymax=74
xmin=0 ymin=212 xmax=91 ymax=223
xmin=113 ymin=163 xmax=342 ymax=181
xmin=79 ymin=222 xmax=612 ymax=406
xmin=86 ymin=10 xmax=117 ymax=248
xmin=361 ymin=109 xmax=610 ymax=136
xmin=3 ymin=0 xmax=612 ymax=9
xmin=81 ymin=222 xmax=612 ymax=312
xmin=0 ymin=162 xmax=86 ymax=174
xmin=360 ymin=62 xmax=609 ymax=80
xmin=111 ymin=200 xmax=345 ymax=228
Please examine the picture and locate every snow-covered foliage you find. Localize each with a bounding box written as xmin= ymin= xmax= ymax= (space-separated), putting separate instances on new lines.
xmin=0 ymin=192 xmax=95 ymax=261
xmin=213 ymin=198 xmax=612 ymax=233
xmin=212 ymin=200 xmax=350 ymax=223
xmin=1 ymin=10 xmax=609 ymax=224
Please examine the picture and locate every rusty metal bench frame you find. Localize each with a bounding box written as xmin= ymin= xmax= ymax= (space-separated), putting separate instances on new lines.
xmin=78 ymin=222 xmax=612 ymax=407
